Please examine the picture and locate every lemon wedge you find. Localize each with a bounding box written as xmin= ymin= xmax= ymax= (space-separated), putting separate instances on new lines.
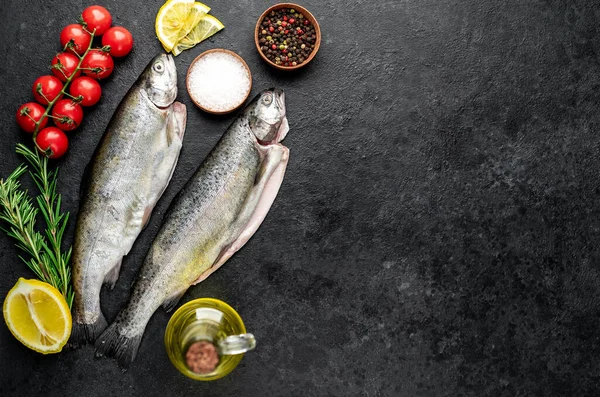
xmin=172 ymin=14 xmax=224 ymax=56
xmin=3 ymin=278 xmax=72 ymax=354
xmin=156 ymin=0 xmax=211 ymax=52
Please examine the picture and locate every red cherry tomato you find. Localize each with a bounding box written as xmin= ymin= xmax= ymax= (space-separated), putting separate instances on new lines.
xmin=101 ymin=27 xmax=133 ymax=57
xmin=81 ymin=5 xmax=112 ymax=36
xmin=51 ymin=53 xmax=82 ymax=82
xmin=52 ymin=99 xmax=84 ymax=131
xmin=82 ymin=49 xmax=114 ymax=80
xmin=60 ymin=24 xmax=92 ymax=55
xmin=16 ymin=102 xmax=48 ymax=133
xmin=36 ymin=127 xmax=69 ymax=159
xmin=32 ymin=76 xmax=64 ymax=105
xmin=69 ymin=77 xmax=102 ymax=107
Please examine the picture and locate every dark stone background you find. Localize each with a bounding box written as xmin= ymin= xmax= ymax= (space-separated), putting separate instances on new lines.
xmin=1 ymin=0 xmax=600 ymax=396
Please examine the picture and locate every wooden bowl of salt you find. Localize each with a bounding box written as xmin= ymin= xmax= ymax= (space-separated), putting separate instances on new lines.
xmin=186 ymin=49 xmax=253 ymax=115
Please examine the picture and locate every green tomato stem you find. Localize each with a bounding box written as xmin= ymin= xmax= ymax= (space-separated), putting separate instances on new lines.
xmin=38 ymin=92 xmax=51 ymax=105
xmin=24 ymin=112 xmax=38 ymax=124
xmin=52 ymin=64 xmax=69 ymax=81
xmin=62 ymin=91 xmax=80 ymax=101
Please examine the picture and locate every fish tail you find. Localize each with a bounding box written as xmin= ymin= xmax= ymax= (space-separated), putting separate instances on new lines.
xmin=95 ymin=322 xmax=143 ymax=371
xmin=69 ymin=313 xmax=108 ymax=348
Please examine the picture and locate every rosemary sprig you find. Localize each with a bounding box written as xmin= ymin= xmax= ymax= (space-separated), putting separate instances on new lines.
xmin=0 ymin=165 xmax=49 ymax=281
xmin=0 ymin=145 xmax=73 ymax=307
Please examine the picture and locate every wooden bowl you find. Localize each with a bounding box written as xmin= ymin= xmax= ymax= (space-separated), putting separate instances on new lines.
xmin=254 ymin=3 xmax=321 ymax=71
xmin=186 ymin=49 xmax=253 ymax=115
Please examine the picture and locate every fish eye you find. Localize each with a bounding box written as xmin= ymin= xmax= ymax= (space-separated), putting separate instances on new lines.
xmin=262 ymin=93 xmax=273 ymax=105
xmin=153 ymin=62 xmax=164 ymax=73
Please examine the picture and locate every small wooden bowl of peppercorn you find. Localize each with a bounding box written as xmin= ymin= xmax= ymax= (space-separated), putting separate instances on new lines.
xmin=255 ymin=3 xmax=321 ymax=70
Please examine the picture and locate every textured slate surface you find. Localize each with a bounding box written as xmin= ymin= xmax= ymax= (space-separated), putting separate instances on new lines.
xmin=1 ymin=0 xmax=600 ymax=396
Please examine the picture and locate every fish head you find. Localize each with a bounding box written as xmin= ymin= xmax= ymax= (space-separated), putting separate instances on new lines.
xmin=142 ymin=53 xmax=177 ymax=108
xmin=246 ymin=88 xmax=289 ymax=144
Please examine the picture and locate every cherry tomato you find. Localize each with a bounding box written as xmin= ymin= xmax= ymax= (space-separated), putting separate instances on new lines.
xmin=101 ymin=27 xmax=133 ymax=57
xmin=82 ymin=49 xmax=114 ymax=80
xmin=81 ymin=5 xmax=112 ymax=36
xmin=32 ymin=75 xmax=64 ymax=105
xmin=16 ymin=102 xmax=48 ymax=133
xmin=51 ymin=53 xmax=82 ymax=82
xmin=69 ymin=77 xmax=102 ymax=107
xmin=52 ymin=99 xmax=84 ymax=131
xmin=60 ymin=24 xmax=92 ymax=55
xmin=36 ymin=127 xmax=69 ymax=159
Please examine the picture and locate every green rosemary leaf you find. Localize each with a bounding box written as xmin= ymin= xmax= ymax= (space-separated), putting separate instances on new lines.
xmin=18 ymin=255 xmax=44 ymax=280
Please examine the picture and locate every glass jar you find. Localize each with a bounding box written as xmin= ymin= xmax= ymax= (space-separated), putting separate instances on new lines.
xmin=164 ymin=298 xmax=256 ymax=381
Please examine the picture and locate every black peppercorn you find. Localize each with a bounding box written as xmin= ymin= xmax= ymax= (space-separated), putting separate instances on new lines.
xmin=258 ymin=7 xmax=316 ymax=67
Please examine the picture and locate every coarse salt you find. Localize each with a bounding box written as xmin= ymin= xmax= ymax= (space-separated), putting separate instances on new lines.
xmin=187 ymin=51 xmax=252 ymax=113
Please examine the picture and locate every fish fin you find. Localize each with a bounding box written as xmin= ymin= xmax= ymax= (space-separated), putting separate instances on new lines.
xmin=103 ymin=259 xmax=123 ymax=289
xmin=142 ymin=205 xmax=153 ymax=230
xmin=213 ymin=145 xmax=290 ymax=272
xmin=166 ymin=102 xmax=187 ymax=146
xmin=172 ymin=102 xmax=187 ymax=140
xmin=69 ymin=314 xmax=108 ymax=348
xmin=121 ymin=194 xmax=147 ymax=253
xmin=162 ymin=289 xmax=187 ymax=312
xmin=95 ymin=322 xmax=143 ymax=371
xmin=276 ymin=116 xmax=289 ymax=142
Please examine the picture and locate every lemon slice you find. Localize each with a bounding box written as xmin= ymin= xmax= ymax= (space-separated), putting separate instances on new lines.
xmin=3 ymin=278 xmax=72 ymax=354
xmin=172 ymin=15 xmax=224 ymax=56
xmin=193 ymin=2 xmax=211 ymax=14
xmin=184 ymin=3 xmax=212 ymax=35
xmin=178 ymin=3 xmax=212 ymax=47
xmin=156 ymin=0 xmax=210 ymax=52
